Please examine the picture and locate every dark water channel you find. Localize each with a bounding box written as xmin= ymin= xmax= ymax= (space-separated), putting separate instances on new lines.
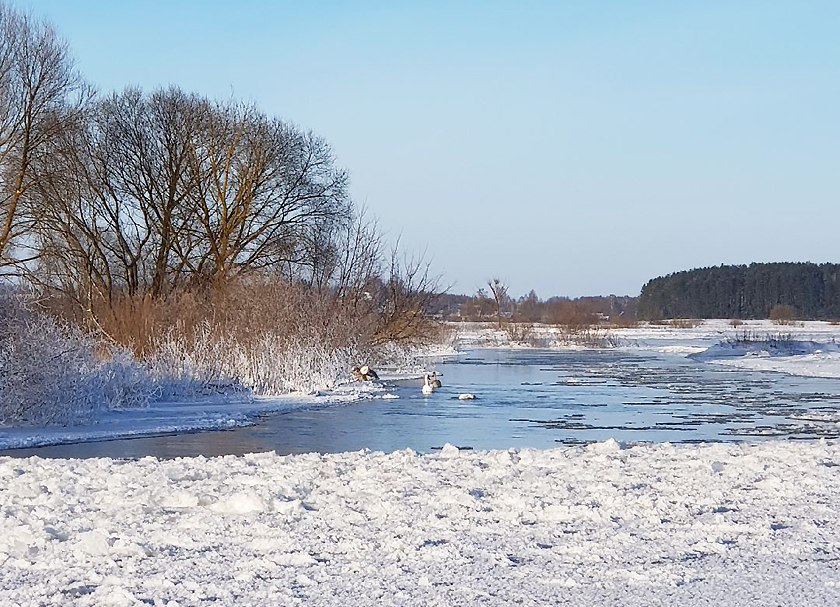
xmin=6 ymin=349 xmax=840 ymax=458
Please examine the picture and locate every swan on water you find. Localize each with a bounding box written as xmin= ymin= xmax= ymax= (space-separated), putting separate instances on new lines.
xmin=422 ymin=374 xmax=434 ymax=395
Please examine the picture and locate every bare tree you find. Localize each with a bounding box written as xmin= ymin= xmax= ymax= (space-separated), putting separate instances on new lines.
xmin=27 ymin=86 xmax=203 ymax=318
xmin=0 ymin=3 xmax=87 ymax=271
xmin=310 ymin=205 xmax=382 ymax=307
xmin=90 ymin=86 xmax=201 ymax=296
xmin=369 ymin=241 xmax=440 ymax=345
xmin=517 ymin=289 xmax=541 ymax=322
xmin=31 ymin=88 xmax=357 ymax=304
xmin=487 ymin=278 xmax=508 ymax=328
xmin=183 ymin=100 xmax=350 ymax=288
xmin=544 ymin=297 xmax=597 ymax=332
xmin=26 ymin=105 xmax=120 ymax=318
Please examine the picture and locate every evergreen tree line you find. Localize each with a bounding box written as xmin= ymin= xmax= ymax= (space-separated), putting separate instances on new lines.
xmin=637 ymin=262 xmax=840 ymax=320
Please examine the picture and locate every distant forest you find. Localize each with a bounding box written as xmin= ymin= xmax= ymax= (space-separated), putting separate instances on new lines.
xmin=638 ymin=263 xmax=840 ymax=320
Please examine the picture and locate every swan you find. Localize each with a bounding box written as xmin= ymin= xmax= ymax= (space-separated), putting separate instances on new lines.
xmin=422 ymin=374 xmax=434 ymax=395
xmin=458 ymin=393 xmax=476 ymax=400
xmin=431 ymin=372 xmax=441 ymax=388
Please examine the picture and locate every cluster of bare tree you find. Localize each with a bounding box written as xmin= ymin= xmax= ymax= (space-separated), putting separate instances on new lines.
xmin=1 ymin=7 xmax=350 ymax=296
xmin=35 ymin=88 xmax=352 ymax=300
xmin=0 ymin=3 xmax=437 ymax=350
xmin=456 ymin=280 xmax=636 ymax=330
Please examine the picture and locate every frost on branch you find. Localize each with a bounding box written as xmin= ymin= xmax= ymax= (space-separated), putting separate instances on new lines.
xmin=0 ymin=294 xmax=153 ymax=425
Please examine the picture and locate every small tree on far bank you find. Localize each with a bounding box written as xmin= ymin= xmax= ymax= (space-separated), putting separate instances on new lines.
xmin=487 ymin=278 xmax=508 ymax=329
xmin=516 ymin=290 xmax=541 ymax=322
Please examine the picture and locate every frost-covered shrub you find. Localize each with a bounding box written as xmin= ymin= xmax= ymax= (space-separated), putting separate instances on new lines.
xmin=502 ymin=321 xmax=537 ymax=346
xmin=251 ymin=336 xmax=355 ymax=394
xmin=145 ymin=324 xmax=357 ymax=396
xmin=143 ymin=323 xmax=236 ymax=398
xmin=98 ymin=347 xmax=157 ymax=409
xmin=0 ymin=294 xmax=154 ymax=425
xmin=365 ymin=339 xmax=423 ymax=372
xmin=550 ymin=326 xmax=620 ymax=348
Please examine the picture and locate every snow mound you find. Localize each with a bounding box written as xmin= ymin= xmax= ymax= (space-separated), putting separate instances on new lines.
xmin=690 ymin=339 xmax=838 ymax=361
xmin=689 ymin=338 xmax=840 ymax=378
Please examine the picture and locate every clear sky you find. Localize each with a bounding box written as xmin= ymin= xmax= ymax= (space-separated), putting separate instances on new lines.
xmin=16 ymin=0 xmax=840 ymax=297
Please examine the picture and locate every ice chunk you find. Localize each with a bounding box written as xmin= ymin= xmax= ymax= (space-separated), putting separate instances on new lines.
xmin=439 ymin=443 xmax=460 ymax=457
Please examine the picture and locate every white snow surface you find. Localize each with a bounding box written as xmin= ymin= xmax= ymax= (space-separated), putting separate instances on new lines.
xmin=3 ymin=440 xmax=840 ymax=605
xmin=455 ymin=319 xmax=840 ymax=378
xmin=689 ymin=335 xmax=840 ymax=378
xmin=617 ymin=320 xmax=840 ymax=379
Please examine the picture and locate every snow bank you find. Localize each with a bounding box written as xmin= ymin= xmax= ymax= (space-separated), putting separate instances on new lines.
xmin=613 ymin=319 xmax=840 ymax=353
xmin=690 ymin=336 xmax=840 ymax=378
xmin=2 ymin=440 xmax=839 ymax=605
xmin=451 ymin=319 xmax=840 ymax=355
xmin=0 ymin=381 xmax=393 ymax=451
xmin=690 ymin=338 xmax=837 ymax=360
xmin=451 ymin=319 xmax=840 ymax=380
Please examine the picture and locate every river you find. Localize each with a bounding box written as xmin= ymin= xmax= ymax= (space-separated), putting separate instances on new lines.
xmin=5 ymin=348 xmax=840 ymax=458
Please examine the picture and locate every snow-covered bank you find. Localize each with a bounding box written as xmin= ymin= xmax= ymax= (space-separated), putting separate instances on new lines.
xmin=689 ymin=336 xmax=840 ymax=379
xmin=453 ymin=319 xmax=840 ymax=378
xmin=454 ymin=319 xmax=840 ymax=349
xmin=710 ymin=349 xmax=840 ymax=378
xmin=0 ymin=382 xmax=396 ymax=452
xmin=2 ymin=440 xmax=839 ymax=605
xmin=622 ymin=321 xmax=840 ymax=378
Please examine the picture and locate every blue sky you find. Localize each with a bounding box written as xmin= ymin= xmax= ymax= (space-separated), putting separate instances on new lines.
xmin=18 ymin=1 xmax=840 ymax=297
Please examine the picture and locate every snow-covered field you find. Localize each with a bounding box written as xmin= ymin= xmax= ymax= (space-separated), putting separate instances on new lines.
xmin=456 ymin=319 xmax=840 ymax=378
xmin=2 ymin=440 xmax=839 ymax=605
xmin=615 ymin=320 xmax=840 ymax=379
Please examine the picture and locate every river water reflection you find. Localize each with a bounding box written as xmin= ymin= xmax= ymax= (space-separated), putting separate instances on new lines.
xmin=6 ymin=348 xmax=840 ymax=458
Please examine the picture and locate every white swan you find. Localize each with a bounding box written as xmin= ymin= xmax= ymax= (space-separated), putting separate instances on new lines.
xmin=458 ymin=393 xmax=476 ymax=400
xmin=431 ymin=372 xmax=441 ymax=388
xmin=422 ymin=374 xmax=434 ymax=395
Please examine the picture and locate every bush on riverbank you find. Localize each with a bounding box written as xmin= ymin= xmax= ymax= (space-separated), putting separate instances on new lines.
xmin=0 ymin=261 xmax=443 ymax=426
xmin=0 ymin=294 xmax=154 ymax=425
